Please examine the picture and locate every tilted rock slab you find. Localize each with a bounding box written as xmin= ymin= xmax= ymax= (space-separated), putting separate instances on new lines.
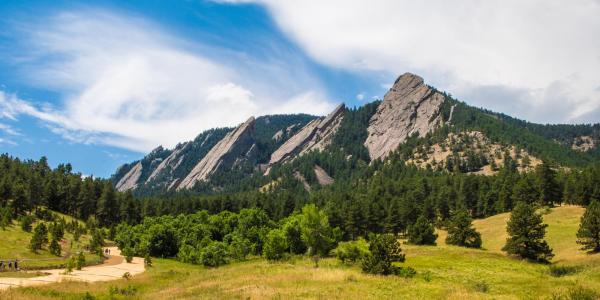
xmin=145 ymin=142 xmax=190 ymax=184
xmin=115 ymin=162 xmax=142 ymax=192
xmin=177 ymin=117 xmax=256 ymax=190
xmin=365 ymin=73 xmax=445 ymax=161
xmin=269 ymin=104 xmax=345 ymax=166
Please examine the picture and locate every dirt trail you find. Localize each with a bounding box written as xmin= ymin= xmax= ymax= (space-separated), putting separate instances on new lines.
xmin=0 ymin=247 xmax=145 ymax=290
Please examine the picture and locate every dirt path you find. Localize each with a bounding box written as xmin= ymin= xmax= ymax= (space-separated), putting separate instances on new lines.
xmin=0 ymin=247 xmax=144 ymax=290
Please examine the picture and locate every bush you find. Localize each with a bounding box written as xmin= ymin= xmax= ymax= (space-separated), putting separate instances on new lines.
xmin=228 ymin=233 xmax=252 ymax=261
xmin=361 ymin=234 xmax=405 ymax=275
xmin=144 ymin=254 xmax=152 ymax=267
xmin=334 ymin=238 xmax=370 ymax=264
xmin=473 ymin=281 xmax=489 ymax=293
xmin=177 ymin=244 xmax=201 ymax=264
xmin=200 ymin=241 xmax=229 ymax=267
xmin=263 ymin=229 xmax=288 ymax=261
xmin=548 ymin=265 xmax=579 ymax=277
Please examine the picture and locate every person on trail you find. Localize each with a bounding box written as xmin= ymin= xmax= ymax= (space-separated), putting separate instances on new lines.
xmin=14 ymin=260 xmax=18 ymax=270
xmin=8 ymin=261 xmax=12 ymax=270
xmin=0 ymin=260 xmax=4 ymax=271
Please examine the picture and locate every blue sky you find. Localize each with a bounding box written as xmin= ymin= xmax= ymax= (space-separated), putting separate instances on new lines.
xmin=1 ymin=0 xmax=599 ymax=177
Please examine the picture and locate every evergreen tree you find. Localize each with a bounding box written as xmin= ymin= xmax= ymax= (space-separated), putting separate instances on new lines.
xmin=536 ymin=161 xmax=561 ymax=206
xmin=49 ymin=237 xmax=61 ymax=256
xmin=407 ymin=215 xmax=438 ymax=245
xmin=361 ymin=233 xmax=405 ymax=275
xmin=30 ymin=223 xmax=48 ymax=252
xmin=446 ymin=210 xmax=482 ymax=248
xmin=576 ymin=200 xmax=600 ymax=253
xmin=97 ymin=182 xmax=118 ymax=227
xmin=502 ymin=202 xmax=554 ymax=262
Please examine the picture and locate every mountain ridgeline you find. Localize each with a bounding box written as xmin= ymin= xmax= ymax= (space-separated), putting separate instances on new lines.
xmin=111 ymin=73 xmax=600 ymax=196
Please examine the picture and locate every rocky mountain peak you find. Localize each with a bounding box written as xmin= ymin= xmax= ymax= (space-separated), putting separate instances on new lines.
xmin=364 ymin=72 xmax=445 ymax=161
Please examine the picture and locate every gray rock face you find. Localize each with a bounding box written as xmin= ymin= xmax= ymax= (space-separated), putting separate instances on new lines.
xmin=365 ymin=73 xmax=445 ymax=161
xmin=145 ymin=142 xmax=190 ymax=184
xmin=115 ymin=162 xmax=142 ymax=192
xmin=313 ymin=165 xmax=334 ymax=185
xmin=177 ymin=117 xmax=256 ymax=190
xmin=269 ymin=104 xmax=345 ymax=166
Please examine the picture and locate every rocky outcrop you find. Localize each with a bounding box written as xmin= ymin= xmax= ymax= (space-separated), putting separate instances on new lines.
xmin=177 ymin=117 xmax=257 ymax=190
xmin=269 ymin=104 xmax=345 ymax=166
xmin=115 ymin=162 xmax=142 ymax=192
xmin=572 ymin=136 xmax=596 ymax=152
xmin=146 ymin=142 xmax=190 ymax=184
xmin=365 ymin=73 xmax=445 ymax=161
xmin=314 ymin=165 xmax=334 ymax=185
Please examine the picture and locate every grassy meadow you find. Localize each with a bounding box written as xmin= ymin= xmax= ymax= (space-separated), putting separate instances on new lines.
xmin=1 ymin=206 xmax=599 ymax=299
xmin=0 ymin=212 xmax=102 ymax=270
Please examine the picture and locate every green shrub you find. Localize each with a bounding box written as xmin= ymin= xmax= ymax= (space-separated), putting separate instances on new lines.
xmin=263 ymin=229 xmax=288 ymax=261
xmin=334 ymin=238 xmax=370 ymax=264
xmin=200 ymin=241 xmax=229 ymax=267
xmin=228 ymin=234 xmax=252 ymax=261
xmin=76 ymin=251 xmax=85 ymax=270
xmin=407 ymin=215 xmax=438 ymax=245
xmin=548 ymin=265 xmax=579 ymax=277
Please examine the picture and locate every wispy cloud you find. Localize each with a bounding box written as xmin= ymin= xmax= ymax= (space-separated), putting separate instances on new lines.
xmin=228 ymin=0 xmax=600 ymax=124
xmin=4 ymin=9 xmax=336 ymax=152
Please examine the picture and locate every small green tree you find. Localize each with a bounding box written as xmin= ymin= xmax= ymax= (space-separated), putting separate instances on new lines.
xmin=407 ymin=215 xmax=438 ymax=245
xmin=76 ymin=251 xmax=86 ymax=270
xmin=263 ymin=229 xmax=288 ymax=261
xmin=361 ymin=234 xmax=405 ymax=275
xmin=445 ymin=210 xmax=482 ymax=248
xmin=0 ymin=206 xmax=12 ymax=230
xmin=29 ymin=223 xmax=48 ymax=252
xmin=502 ymin=202 xmax=554 ymax=262
xmin=49 ymin=237 xmax=61 ymax=256
xmin=123 ymin=247 xmax=134 ymax=263
xmin=144 ymin=253 xmax=152 ymax=267
xmin=577 ymin=200 xmax=600 ymax=253
xmin=200 ymin=241 xmax=229 ymax=267
xmin=89 ymin=229 xmax=104 ymax=256
xmin=282 ymin=215 xmax=307 ymax=254
xmin=300 ymin=204 xmax=334 ymax=258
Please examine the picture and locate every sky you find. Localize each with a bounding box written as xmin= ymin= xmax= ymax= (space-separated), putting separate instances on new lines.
xmin=0 ymin=0 xmax=599 ymax=177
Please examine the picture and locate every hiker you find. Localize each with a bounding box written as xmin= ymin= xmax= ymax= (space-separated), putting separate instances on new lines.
xmin=0 ymin=260 xmax=4 ymax=271
xmin=8 ymin=261 xmax=12 ymax=270
xmin=14 ymin=260 xmax=18 ymax=270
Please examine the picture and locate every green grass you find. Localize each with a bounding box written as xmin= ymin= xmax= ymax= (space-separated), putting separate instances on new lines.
xmin=1 ymin=206 xmax=599 ymax=299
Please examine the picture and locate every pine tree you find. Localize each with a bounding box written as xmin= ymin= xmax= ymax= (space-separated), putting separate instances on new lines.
xmin=407 ymin=215 xmax=438 ymax=245
xmin=30 ymin=223 xmax=48 ymax=252
xmin=576 ymin=200 xmax=600 ymax=253
xmin=361 ymin=233 xmax=405 ymax=275
xmin=502 ymin=202 xmax=554 ymax=262
xmin=536 ymin=161 xmax=561 ymax=207
xmin=96 ymin=182 xmax=118 ymax=227
xmin=49 ymin=237 xmax=61 ymax=256
xmin=445 ymin=210 xmax=482 ymax=248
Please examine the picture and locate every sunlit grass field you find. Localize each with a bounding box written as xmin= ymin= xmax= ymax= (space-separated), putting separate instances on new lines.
xmin=1 ymin=206 xmax=599 ymax=299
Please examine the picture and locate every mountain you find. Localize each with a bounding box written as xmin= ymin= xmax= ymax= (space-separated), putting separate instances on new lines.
xmin=111 ymin=72 xmax=600 ymax=195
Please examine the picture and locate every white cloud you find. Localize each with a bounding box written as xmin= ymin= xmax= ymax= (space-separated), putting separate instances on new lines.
xmin=231 ymin=0 xmax=600 ymax=123
xmin=7 ymin=10 xmax=336 ymax=152
xmin=356 ymin=93 xmax=364 ymax=101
